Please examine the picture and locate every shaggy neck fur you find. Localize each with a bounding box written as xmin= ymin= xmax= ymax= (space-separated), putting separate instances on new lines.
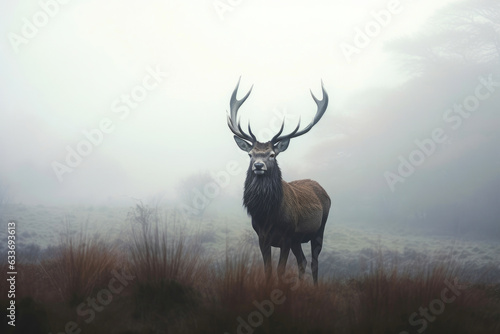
xmin=243 ymin=162 xmax=283 ymax=222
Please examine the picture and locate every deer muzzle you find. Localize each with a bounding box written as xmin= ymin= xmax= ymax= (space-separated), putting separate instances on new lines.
xmin=253 ymin=162 xmax=266 ymax=175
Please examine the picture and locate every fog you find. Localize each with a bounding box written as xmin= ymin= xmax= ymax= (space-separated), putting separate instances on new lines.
xmin=1 ymin=0 xmax=499 ymax=237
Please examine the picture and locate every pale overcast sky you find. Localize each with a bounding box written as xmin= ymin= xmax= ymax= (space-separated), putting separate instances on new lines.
xmin=0 ymin=0 xmax=469 ymax=204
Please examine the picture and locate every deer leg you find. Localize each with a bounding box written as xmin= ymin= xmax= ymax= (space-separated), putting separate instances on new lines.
xmin=311 ymin=234 xmax=323 ymax=285
xmin=291 ymin=242 xmax=307 ymax=280
xmin=259 ymin=237 xmax=272 ymax=281
xmin=277 ymin=241 xmax=291 ymax=281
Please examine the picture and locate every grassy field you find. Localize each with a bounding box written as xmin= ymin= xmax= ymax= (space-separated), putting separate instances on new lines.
xmin=0 ymin=203 xmax=499 ymax=333
xmin=1 ymin=202 xmax=499 ymax=281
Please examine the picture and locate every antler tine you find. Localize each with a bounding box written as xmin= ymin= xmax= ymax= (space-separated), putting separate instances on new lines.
xmin=271 ymin=120 xmax=285 ymax=143
xmin=272 ymin=117 xmax=302 ymax=144
xmin=271 ymin=81 xmax=328 ymax=144
xmin=227 ymin=77 xmax=255 ymax=143
xmin=248 ymin=123 xmax=257 ymax=142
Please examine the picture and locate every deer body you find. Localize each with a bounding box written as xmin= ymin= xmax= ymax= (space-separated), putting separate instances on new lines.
xmin=227 ymin=79 xmax=331 ymax=284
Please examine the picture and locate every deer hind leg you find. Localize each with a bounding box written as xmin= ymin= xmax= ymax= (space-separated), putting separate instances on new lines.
xmin=311 ymin=232 xmax=324 ymax=285
xmin=291 ymin=242 xmax=307 ymax=280
xmin=277 ymin=241 xmax=291 ymax=281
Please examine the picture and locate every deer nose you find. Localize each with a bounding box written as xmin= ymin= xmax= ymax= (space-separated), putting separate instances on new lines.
xmin=254 ymin=162 xmax=264 ymax=170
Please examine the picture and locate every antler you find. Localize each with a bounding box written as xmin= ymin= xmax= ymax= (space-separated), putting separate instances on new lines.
xmin=271 ymin=81 xmax=329 ymax=144
xmin=227 ymin=77 xmax=256 ymax=143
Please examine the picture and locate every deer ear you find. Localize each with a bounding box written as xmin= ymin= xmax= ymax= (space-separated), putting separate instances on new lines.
xmin=273 ymin=138 xmax=290 ymax=155
xmin=234 ymin=136 xmax=253 ymax=152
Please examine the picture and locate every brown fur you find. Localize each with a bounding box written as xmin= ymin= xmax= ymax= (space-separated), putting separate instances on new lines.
xmin=282 ymin=179 xmax=330 ymax=234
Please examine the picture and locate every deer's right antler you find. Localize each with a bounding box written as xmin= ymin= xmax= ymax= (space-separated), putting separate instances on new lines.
xmin=227 ymin=77 xmax=256 ymax=143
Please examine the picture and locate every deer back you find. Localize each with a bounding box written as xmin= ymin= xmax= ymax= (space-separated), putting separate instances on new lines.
xmin=281 ymin=179 xmax=330 ymax=234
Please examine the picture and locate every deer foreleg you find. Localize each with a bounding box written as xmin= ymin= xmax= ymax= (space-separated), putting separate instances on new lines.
xmin=259 ymin=237 xmax=272 ymax=282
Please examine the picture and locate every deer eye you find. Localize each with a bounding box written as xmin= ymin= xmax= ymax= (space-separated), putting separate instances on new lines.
xmin=270 ymin=153 xmax=275 ymax=158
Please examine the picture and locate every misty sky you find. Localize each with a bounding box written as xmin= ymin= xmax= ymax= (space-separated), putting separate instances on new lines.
xmin=1 ymin=0 xmax=499 ymax=233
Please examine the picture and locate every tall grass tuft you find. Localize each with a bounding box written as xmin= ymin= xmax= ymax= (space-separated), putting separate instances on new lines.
xmin=216 ymin=245 xmax=263 ymax=308
xmin=40 ymin=220 xmax=117 ymax=305
xmin=127 ymin=202 xmax=206 ymax=320
xmin=128 ymin=202 xmax=206 ymax=285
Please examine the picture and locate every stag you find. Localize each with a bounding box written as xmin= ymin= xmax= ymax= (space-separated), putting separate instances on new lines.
xmin=227 ymin=78 xmax=331 ymax=284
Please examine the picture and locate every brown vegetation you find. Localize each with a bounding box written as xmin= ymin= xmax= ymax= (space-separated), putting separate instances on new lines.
xmin=1 ymin=204 xmax=499 ymax=334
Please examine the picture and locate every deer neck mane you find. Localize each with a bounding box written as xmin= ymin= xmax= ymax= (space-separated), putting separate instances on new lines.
xmin=243 ymin=164 xmax=283 ymax=221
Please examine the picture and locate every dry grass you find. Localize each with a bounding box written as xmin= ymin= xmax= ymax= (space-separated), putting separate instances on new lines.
xmin=126 ymin=202 xmax=209 ymax=328
xmin=51 ymin=227 xmax=118 ymax=305
xmin=1 ymin=205 xmax=499 ymax=334
xmin=128 ymin=203 xmax=206 ymax=286
xmin=3 ymin=221 xmax=119 ymax=306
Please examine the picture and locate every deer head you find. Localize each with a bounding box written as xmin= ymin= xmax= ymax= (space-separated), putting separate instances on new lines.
xmin=227 ymin=78 xmax=329 ymax=176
